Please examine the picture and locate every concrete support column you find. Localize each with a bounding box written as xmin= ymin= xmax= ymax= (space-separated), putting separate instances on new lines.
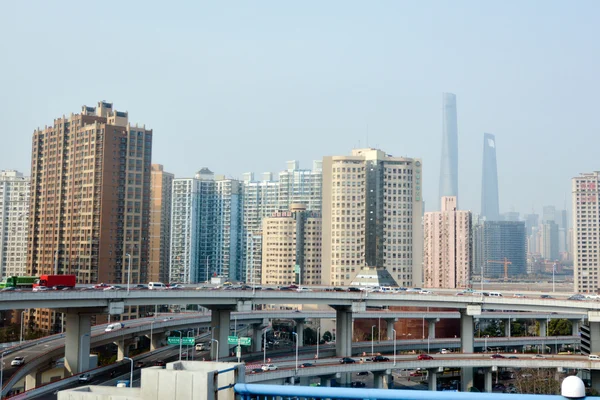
xmin=460 ymin=311 xmax=474 ymax=353
xmin=373 ymin=372 xmax=390 ymax=389
xmin=385 ymin=319 xmax=397 ymax=340
xmin=336 ymin=372 xmax=351 ymax=387
xmin=572 ymin=320 xmax=580 ymax=336
xmin=505 ymin=319 xmax=511 ymax=338
xmin=116 ymin=339 xmax=129 ymax=361
xmin=210 ymin=308 xmax=231 ymax=360
xmin=427 ymin=318 xmax=439 ymax=339
xmin=539 ymin=319 xmax=547 ymax=337
xmin=461 ymin=368 xmax=474 ymax=392
xmin=484 ymin=368 xmax=493 ymax=393
xmin=252 ymin=325 xmax=263 ymax=353
xmin=150 ymin=334 xmax=162 ymax=351
xmin=295 ymin=319 xmax=305 ymax=346
xmin=64 ymin=312 xmax=91 ymax=374
xmin=427 ymin=369 xmax=438 ymax=391
xmin=335 ymin=308 xmax=353 ymax=357
xmin=25 ymin=372 xmax=39 ymax=391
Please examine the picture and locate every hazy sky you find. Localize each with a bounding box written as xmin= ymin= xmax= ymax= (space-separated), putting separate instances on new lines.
xmin=1 ymin=1 xmax=599 ymax=216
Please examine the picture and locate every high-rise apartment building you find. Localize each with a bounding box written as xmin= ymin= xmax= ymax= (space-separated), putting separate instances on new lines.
xmin=28 ymin=101 xmax=152 ymax=331
xmin=473 ymin=221 xmax=526 ymax=279
xmin=423 ymin=196 xmax=471 ymax=289
xmin=262 ymin=204 xmax=321 ymax=286
xmin=0 ymin=170 xmax=30 ymax=279
xmin=439 ymin=93 xmax=458 ymax=207
xmin=322 ymin=148 xmax=423 ymax=287
xmin=481 ymin=133 xmax=500 ymax=221
xmin=169 ymin=169 xmax=242 ymax=283
xmin=540 ymin=221 xmax=559 ymax=261
xmin=242 ymin=161 xmax=322 ymax=284
xmin=149 ymin=164 xmax=174 ymax=283
xmin=572 ymin=172 xmax=600 ymax=293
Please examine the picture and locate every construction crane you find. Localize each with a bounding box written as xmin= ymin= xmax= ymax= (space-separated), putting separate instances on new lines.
xmin=487 ymin=258 xmax=513 ymax=281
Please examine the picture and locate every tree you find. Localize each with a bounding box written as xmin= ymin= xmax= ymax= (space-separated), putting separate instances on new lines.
xmin=513 ymin=369 xmax=560 ymax=395
xmin=303 ymin=327 xmax=317 ymax=345
xmin=549 ymin=319 xmax=572 ymax=336
xmin=322 ymin=330 xmax=333 ymax=342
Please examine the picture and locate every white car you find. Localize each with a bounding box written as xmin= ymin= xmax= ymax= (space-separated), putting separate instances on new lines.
xmin=11 ymin=356 xmax=25 ymax=366
xmin=78 ymin=373 xmax=91 ymax=383
xmin=103 ymin=286 xmax=121 ymax=291
xmin=32 ymin=286 xmax=48 ymax=292
xmin=261 ymin=364 xmax=278 ymax=371
xmin=419 ymin=290 xmax=433 ymax=295
xmin=296 ymin=287 xmax=313 ymax=292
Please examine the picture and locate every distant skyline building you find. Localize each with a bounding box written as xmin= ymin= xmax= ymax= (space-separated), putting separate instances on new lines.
xmin=0 ymin=170 xmax=29 ymax=280
xmin=540 ymin=221 xmax=559 ymax=261
xmin=322 ymin=148 xmax=423 ymax=287
xmin=149 ymin=164 xmax=174 ymax=283
xmin=481 ymin=133 xmax=500 ymax=221
xmin=438 ymin=93 xmax=458 ymax=208
xmin=261 ymin=204 xmax=322 ymax=286
xmin=473 ymin=220 xmax=527 ymax=279
xmin=423 ymin=196 xmax=471 ymax=289
xmin=572 ymin=172 xmax=600 ymax=294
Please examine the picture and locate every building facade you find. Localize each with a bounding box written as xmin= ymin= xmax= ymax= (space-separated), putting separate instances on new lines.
xmin=0 ymin=170 xmax=29 ymax=280
xmin=481 ymin=133 xmax=500 ymax=221
xmin=322 ymin=148 xmax=424 ymax=287
xmin=473 ymin=220 xmax=527 ymax=279
xmin=572 ymin=172 xmax=600 ymax=293
xmin=27 ymin=101 xmax=152 ymax=331
xmin=149 ymin=165 xmax=174 ymax=283
xmin=261 ymin=204 xmax=321 ymax=286
xmin=439 ymin=93 xmax=459 ymax=207
xmin=423 ymin=196 xmax=471 ymax=289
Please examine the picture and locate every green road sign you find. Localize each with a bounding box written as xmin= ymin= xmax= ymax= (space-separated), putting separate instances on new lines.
xmin=227 ymin=336 xmax=251 ymax=346
xmin=168 ymin=337 xmax=195 ymax=346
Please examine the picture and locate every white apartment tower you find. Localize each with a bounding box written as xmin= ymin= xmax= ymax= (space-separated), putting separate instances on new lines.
xmin=572 ymin=172 xmax=600 ymax=293
xmin=423 ymin=196 xmax=472 ymax=289
xmin=242 ymin=161 xmax=322 ymax=284
xmin=322 ymin=148 xmax=423 ymax=287
xmin=0 ymin=170 xmax=30 ymax=279
xmin=262 ymin=204 xmax=322 ymax=286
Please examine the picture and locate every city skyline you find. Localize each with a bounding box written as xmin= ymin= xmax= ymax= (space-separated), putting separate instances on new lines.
xmin=1 ymin=2 xmax=599 ymax=216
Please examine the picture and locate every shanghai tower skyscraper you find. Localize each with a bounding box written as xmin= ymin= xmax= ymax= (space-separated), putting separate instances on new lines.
xmin=439 ymin=93 xmax=458 ymax=208
xmin=481 ymin=133 xmax=500 ymax=220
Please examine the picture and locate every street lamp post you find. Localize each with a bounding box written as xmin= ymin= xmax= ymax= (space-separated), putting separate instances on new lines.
xmin=125 ymin=253 xmax=132 ymax=294
xmin=263 ymin=329 xmax=267 ymax=364
xmin=392 ymin=328 xmax=397 ymax=366
xmin=1 ymin=352 xmax=4 ymax=388
xmin=371 ymin=325 xmax=376 ymax=356
xmin=149 ymin=320 xmax=155 ymax=351
xmin=484 ymin=335 xmax=489 ymax=353
xmin=292 ymin=332 xmax=299 ymax=373
xmin=316 ymin=327 xmax=320 ymax=360
xmin=123 ymin=357 xmax=134 ymax=387
xmin=211 ymin=339 xmax=219 ymax=362
xmin=174 ymin=330 xmax=183 ymax=361
xmin=187 ymin=331 xmax=193 ymax=361
xmin=20 ymin=310 xmax=26 ymax=343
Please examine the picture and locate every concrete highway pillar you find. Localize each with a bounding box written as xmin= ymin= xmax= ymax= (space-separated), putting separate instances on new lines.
xmin=150 ymin=334 xmax=162 ymax=351
xmin=295 ymin=319 xmax=305 ymax=346
xmin=427 ymin=318 xmax=439 ymax=339
xmin=64 ymin=312 xmax=91 ymax=374
xmin=252 ymin=325 xmax=263 ymax=353
xmin=484 ymin=368 xmax=493 ymax=393
xmin=427 ymin=369 xmax=438 ymax=391
xmin=335 ymin=307 xmax=353 ymax=357
xmin=385 ymin=319 xmax=397 ymax=340
xmin=116 ymin=339 xmax=129 ymax=361
xmin=210 ymin=308 xmax=231 ymax=360
xmin=460 ymin=311 xmax=474 ymax=353
xmin=25 ymin=372 xmax=40 ymax=391
xmin=505 ymin=319 xmax=511 ymax=338
xmin=538 ymin=319 xmax=547 ymax=337
xmin=592 ymin=370 xmax=600 ymax=394
xmin=373 ymin=371 xmax=390 ymax=389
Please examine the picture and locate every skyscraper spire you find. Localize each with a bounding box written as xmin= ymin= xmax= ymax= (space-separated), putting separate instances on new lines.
xmin=439 ymin=93 xmax=458 ymax=208
xmin=481 ymin=133 xmax=500 ymax=221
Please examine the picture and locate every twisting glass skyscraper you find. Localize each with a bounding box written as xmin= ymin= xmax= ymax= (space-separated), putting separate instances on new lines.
xmin=439 ymin=93 xmax=458 ymax=207
xmin=481 ymin=133 xmax=500 ymax=221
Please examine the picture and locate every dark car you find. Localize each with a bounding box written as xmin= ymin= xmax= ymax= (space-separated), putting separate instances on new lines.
xmin=490 ymin=354 xmax=505 ymax=359
xmin=357 ymin=371 xmax=369 ymax=376
xmin=351 ymin=382 xmax=366 ymax=388
xmin=347 ymin=287 xmax=361 ymax=292
xmin=508 ymin=356 xmax=518 ymax=359
xmin=540 ymin=294 xmax=554 ymax=299
xmin=135 ymin=361 xmax=145 ymax=368
xmin=154 ymin=360 xmax=166 ymax=367
xmin=340 ymin=357 xmax=356 ymax=364
xmin=250 ymin=368 xmax=263 ymax=374
xmin=333 ymin=287 xmax=344 ymax=292
xmin=417 ymin=354 xmax=434 ymax=360
xmin=279 ymin=287 xmax=292 ymax=291
xmin=300 ymin=363 xmax=313 ymax=368
xmin=372 ymin=355 xmax=390 ymax=362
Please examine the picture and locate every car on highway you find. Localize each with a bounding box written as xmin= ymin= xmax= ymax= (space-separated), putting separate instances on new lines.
xmin=103 ymin=285 xmax=121 ymax=291
xmin=346 ymin=287 xmax=361 ymax=292
xmin=300 ymin=363 xmax=313 ymax=368
xmin=508 ymin=355 xmax=519 ymax=359
xmin=410 ymin=370 xmax=425 ymax=376
xmin=1 ymin=287 xmax=20 ymax=292
xmin=540 ymin=294 xmax=554 ymax=299
xmin=296 ymin=287 xmax=313 ymax=293
xmin=371 ymin=355 xmax=390 ymax=362
xmin=569 ymin=294 xmax=585 ymax=301
xmin=154 ymin=360 xmax=166 ymax=367
xmin=261 ymin=364 xmax=278 ymax=371
xmin=490 ymin=354 xmax=505 ymax=359
xmin=135 ymin=361 xmax=145 ymax=368
xmin=249 ymin=368 xmax=263 ymax=374
xmin=32 ymin=286 xmax=49 ymax=292
xmin=93 ymin=283 xmax=110 ymax=289
xmin=168 ymin=284 xmax=185 ymax=290
xmin=105 ymin=322 xmax=125 ymax=332
xmin=135 ymin=284 xmax=148 ymax=290
xmin=340 ymin=357 xmax=356 ymax=364
xmin=11 ymin=356 xmax=25 ymax=366
xmin=357 ymin=371 xmax=369 ymax=376
xmin=417 ymin=354 xmax=433 ymax=360
xmin=78 ymin=373 xmax=91 ymax=383
xmin=513 ymin=294 xmax=526 ymax=298
xmin=163 ymin=316 xmax=174 ymax=322
xmin=419 ymin=290 xmax=433 ymax=295
xmin=531 ymin=354 xmax=546 ymax=359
